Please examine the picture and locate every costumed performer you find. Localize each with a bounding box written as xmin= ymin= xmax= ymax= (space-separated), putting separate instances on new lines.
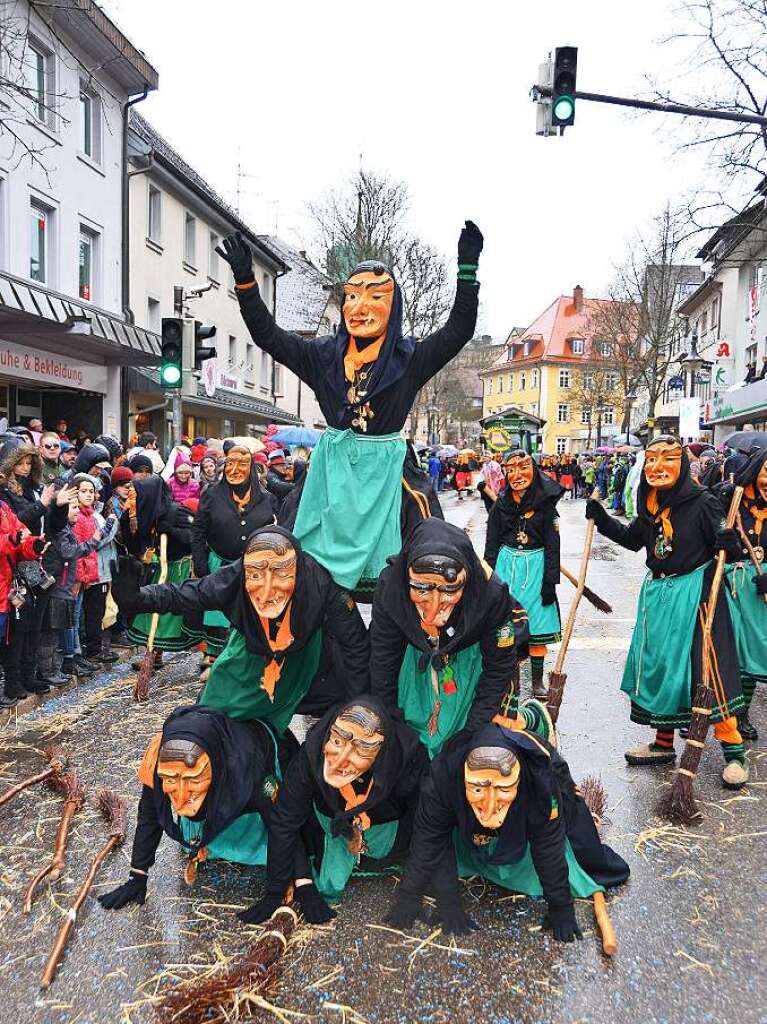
xmin=586 ymin=436 xmax=749 ymax=788
xmin=237 ymin=697 xmax=427 ymax=920
xmin=112 ymin=526 xmax=369 ymax=734
xmin=386 ymin=723 xmax=629 ymax=939
xmin=484 ymin=449 xmax=563 ymax=698
xmin=215 ymin=221 xmax=483 ymax=594
xmin=191 ymin=443 xmax=278 ymax=661
xmin=370 ymin=518 xmax=530 ymax=758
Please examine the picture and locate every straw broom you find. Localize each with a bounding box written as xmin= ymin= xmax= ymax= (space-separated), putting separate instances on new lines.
xmin=580 ymin=775 xmax=617 ymax=955
xmin=560 ymin=564 xmax=613 ymax=614
xmin=23 ymin=769 xmax=84 ymax=913
xmin=547 ymin=488 xmax=601 ymax=724
xmin=134 ymin=533 xmax=168 ymax=702
xmin=153 ymin=904 xmax=299 ymax=1024
xmin=735 ymin=511 xmax=767 ymax=606
xmin=657 ymin=486 xmax=744 ymax=826
xmin=0 ymin=747 xmax=69 ymax=812
xmin=40 ymin=789 xmax=128 ymax=990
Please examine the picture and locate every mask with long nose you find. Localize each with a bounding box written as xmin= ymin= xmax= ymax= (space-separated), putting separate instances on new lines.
xmin=464 ymin=745 xmax=520 ymax=830
xmin=322 ymin=705 xmax=384 ymax=788
xmin=408 ymin=553 xmax=467 ymax=630
xmin=156 ymin=739 xmax=212 ymax=818
xmin=757 ymin=462 xmax=767 ymax=503
xmin=243 ymin=533 xmax=297 ymax=619
xmin=224 ymin=447 xmax=252 ymax=487
xmin=343 ymin=267 xmax=394 ymax=345
xmin=502 ymin=451 xmax=534 ymax=494
xmin=644 ymin=438 xmax=683 ymax=490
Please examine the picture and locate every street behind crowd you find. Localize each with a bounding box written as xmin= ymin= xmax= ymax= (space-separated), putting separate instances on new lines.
xmin=0 ymin=493 xmax=764 ymax=1024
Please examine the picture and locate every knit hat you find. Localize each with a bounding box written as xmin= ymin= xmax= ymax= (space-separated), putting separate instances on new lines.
xmin=268 ymin=449 xmax=286 ymax=466
xmin=111 ymin=465 xmax=134 ymax=487
xmin=173 ymin=450 xmax=193 ymax=470
xmin=127 ymin=453 xmax=153 ymax=474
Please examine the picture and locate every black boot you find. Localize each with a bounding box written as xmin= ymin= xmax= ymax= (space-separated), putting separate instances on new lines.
xmin=98 ymin=633 xmax=119 ymax=664
xmin=73 ymin=655 xmax=97 ymax=674
xmin=37 ymin=635 xmax=70 ymax=686
xmin=738 ymin=711 xmax=758 ymax=742
xmin=531 ymin=660 xmax=547 ymax=699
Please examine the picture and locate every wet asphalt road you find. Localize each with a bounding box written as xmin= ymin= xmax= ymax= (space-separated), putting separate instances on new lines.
xmin=1 ymin=492 xmax=765 ymax=1024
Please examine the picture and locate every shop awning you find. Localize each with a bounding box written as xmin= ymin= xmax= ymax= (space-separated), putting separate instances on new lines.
xmin=704 ymin=378 xmax=767 ymax=426
xmin=0 ymin=271 xmax=161 ymax=367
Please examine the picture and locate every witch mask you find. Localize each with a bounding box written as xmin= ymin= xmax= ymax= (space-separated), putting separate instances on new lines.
xmin=224 ymin=447 xmax=252 ymax=486
xmin=322 ymin=705 xmax=384 ymax=788
xmin=503 ymin=452 xmax=534 ymax=493
xmin=408 ymin=554 xmax=467 ymax=629
xmin=243 ymin=532 xmax=297 ymax=619
xmin=644 ymin=438 xmax=683 ymax=490
xmin=343 ymin=267 xmax=394 ymax=342
xmin=757 ymin=462 xmax=767 ymax=503
xmin=156 ymin=739 xmax=212 ymax=818
xmin=464 ymin=746 xmax=521 ymax=830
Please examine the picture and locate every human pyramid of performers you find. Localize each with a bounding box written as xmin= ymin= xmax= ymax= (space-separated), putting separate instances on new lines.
xmin=60 ymin=222 xmax=767 ymax=952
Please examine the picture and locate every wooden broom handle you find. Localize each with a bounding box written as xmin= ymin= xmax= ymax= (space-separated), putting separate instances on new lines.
xmin=553 ymin=488 xmax=599 ymax=674
xmin=593 ymin=891 xmax=618 ymax=955
xmin=144 ymin=534 xmax=168 ymax=654
xmin=703 ymin=486 xmax=743 ymax=638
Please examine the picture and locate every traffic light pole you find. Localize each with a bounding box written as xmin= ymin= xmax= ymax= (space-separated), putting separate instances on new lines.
xmin=533 ymin=85 xmax=767 ymax=127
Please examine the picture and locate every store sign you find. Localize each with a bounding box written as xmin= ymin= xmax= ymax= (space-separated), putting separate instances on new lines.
xmin=0 ymin=340 xmax=108 ymax=393
xmin=678 ymin=397 xmax=700 ymax=438
xmin=218 ymin=369 xmax=240 ymax=392
xmin=202 ymin=360 xmax=216 ymax=398
xmin=705 ymin=376 xmax=767 ymax=425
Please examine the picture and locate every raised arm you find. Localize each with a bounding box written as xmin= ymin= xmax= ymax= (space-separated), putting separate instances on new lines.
xmin=111 ymin=555 xmax=240 ymax=618
xmin=586 ymin=498 xmax=645 ymax=552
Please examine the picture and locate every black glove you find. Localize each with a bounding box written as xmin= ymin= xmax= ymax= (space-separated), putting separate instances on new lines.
xmin=755 ymin=574 xmax=767 ymax=595
xmin=97 ymin=871 xmax=147 ymax=910
xmin=295 ymin=882 xmax=337 ymax=924
xmin=215 ymin=232 xmax=255 ymax=286
xmin=713 ymin=528 xmax=742 ymax=560
xmin=384 ymin=892 xmax=423 ymax=931
xmin=237 ymin=893 xmax=284 ymax=925
xmin=540 ymin=581 xmax=557 ymax=606
xmin=585 ymin=498 xmax=607 ymax=524
xmin=32 ymin=537 xmax=46 ymax=555
xmin=109 ymin=555 xmax=145 ymax=613
xmin=542 ymin=905 xmax=582 ymax=943
xmin=457 ymin=220 xmax=483 ymax=269
xmin=435 ymin=895 xmax=478 ymax=935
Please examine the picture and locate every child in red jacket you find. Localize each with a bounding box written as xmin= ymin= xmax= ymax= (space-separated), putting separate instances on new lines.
xmin=0 ymin=499 xmax=46 ymax=706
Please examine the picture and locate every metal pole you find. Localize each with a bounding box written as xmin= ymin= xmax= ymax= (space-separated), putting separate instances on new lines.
xmin=169 ymin=392 xmax=182 ymax=447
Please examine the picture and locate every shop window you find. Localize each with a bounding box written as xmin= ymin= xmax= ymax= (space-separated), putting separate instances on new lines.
xmin=79 ymin=83 xmax=101 ymax=162
xmin=147 ymin=186 xmax=162 ymax=242
xmin=78 ymin=227 xmax=98 ymax=302
xmin=556 ymin=436 xmax=568 ymax=455
xmin=30 ymin=201 xmax=51 ymax=283
xmin=184 ymin=213 xmax=197 ymax=267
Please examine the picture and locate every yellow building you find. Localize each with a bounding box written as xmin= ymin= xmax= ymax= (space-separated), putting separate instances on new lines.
xmin=480 ymin=286 xmax=626 ymax=454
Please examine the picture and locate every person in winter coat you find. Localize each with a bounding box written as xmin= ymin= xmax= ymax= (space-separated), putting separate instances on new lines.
xmin=265 ymin=450 xmax=295 ymax=502
xmin=369 ymin=518 xmax=530 ymax=758
xmin=198 ymin=450 xmax=220 ymax=492
xmin=166 ymin=450 xmax=200 ymax=504
xmin=70 ymin=474 xmax=120 ymax=666
xmin=385 ymin=723 xmax=629 ymax=939
xmin=39 ymin=432 xmax=64 ymax=484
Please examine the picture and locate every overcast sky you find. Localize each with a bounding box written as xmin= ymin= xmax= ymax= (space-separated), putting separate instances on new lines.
xmin=103 ymin=0 xmax=705 ymax=338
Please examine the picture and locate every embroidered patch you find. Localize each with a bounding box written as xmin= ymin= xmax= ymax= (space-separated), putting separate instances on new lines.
xmin=496 ymin=622 xmax=515 ymax=648
xmin=342 ymin=592 xmax=356 ymax=612
xmin=549 ymin=798 xmax=559 ymax=821
xmin=261 ymin=775 xmax=279 ymax=803
xmin=472 ymin=833 xmax=494 ymax=846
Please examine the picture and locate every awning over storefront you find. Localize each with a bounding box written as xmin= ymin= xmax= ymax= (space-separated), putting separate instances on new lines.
xmin=704 ymin=378 xmax=767 ymax=427
xmin=0 ymin=271 xmax=161 ymax=366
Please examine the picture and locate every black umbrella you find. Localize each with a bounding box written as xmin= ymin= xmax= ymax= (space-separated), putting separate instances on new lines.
xmin=724 ymin=430 xmax=767 ymax=453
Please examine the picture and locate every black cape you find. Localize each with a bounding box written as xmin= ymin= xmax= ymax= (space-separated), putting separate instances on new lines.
xmin=484 ymin=459 xmax=563 ymax=576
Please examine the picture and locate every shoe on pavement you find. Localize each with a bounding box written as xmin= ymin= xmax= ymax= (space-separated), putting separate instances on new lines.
xmin=624 ymin=743 xmax=676 ymax=766
xmin=722 ymin=759 xmax=749 ymax=790
xmin=74 ymin=656 xmax=98 ymax=673
xmin=97 ymin=651 xmax=119 ymax=664
xmin=0 ymin=692 xmax=19 ymax=708
xmin=23 ymin=680 xmax=51 ymax=696
xmin=110 ymin=634 xmax=134 ymax=650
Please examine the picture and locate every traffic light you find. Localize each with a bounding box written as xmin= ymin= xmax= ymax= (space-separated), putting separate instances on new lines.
xmin=551 ymin=46 xmax=578 ymax=128
xmin=160 ymin=317 xmax=183 ymax=388
xmin=194 ymin=321 xmax=217 ymax=370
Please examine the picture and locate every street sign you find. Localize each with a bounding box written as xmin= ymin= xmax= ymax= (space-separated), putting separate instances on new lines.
xmin=667 ymin=375 xmax=684 ymax=391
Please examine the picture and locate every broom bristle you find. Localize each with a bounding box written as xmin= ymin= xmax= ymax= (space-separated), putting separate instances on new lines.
xmin=49 ymin=770 xmax=85 ymax=805
xmin=96 ymin=789 xmax=128 ymax=841
xmin=656 ymin=774 xmax=701 ymax=825
xmin=546 ymin=670 xmax=567 ymax=724
xmin=580 ymin=774 xmax=608 ymax=823
xmin=43 ymin=746 xmax=70 ymax=774
xmin=133 ymin=649 xmax=154 ymax=702
xmin=581 ymin=584 xmax=613 ymax=615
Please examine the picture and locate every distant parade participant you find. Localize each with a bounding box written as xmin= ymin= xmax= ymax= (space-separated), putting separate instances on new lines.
xmin=370 ymin=518 xmax=529 ymax=757
xmin=725 ymin=447 xmax=767 ymax=741
xmin=238 ymin=697 xmax=428 ymax=920
xmin=586 ymin=436 xmax=749 ymax=788
xmin=216 ymin=222 xmax=483 ymax=594
xmin=385 ymin=723 xmax=629 ymax=938
xmin=484 ymin=450 xmax=564 ymax=698
xmin=191 ymin=444 xmax=278 ymax=660
xmin=112 ymin=526 xmax=369 ymax=734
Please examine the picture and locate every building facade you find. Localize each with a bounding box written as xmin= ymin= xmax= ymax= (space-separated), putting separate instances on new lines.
xmin=0 ymin=1 xmax=159 ymax=438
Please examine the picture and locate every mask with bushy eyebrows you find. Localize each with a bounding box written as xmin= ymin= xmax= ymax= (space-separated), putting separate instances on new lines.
xmin=243 ymin=532 xmax=297 ymax=619
xmin=464 ymin=745 xmax=521 ymax=830
xmin=322 ymin=704 xmax=385 ymax=788
xmin=156 ymin=739 xmax=212 ymax=818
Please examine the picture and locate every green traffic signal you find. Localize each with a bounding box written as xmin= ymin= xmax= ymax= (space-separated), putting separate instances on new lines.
xmin=553 ymin=95 xmax=575 ymax=122
xmin=160 ymin=362 xmax=182 ymax=386
xmin=160 ymin=317 xmax=184 ymax=390
xmin=551 ymin=46 xmax=577 ymax=128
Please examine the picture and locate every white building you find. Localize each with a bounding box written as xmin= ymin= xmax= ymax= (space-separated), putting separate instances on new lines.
xmin=126 ymin=112 xmax=301 ymax=445
xmin=0 ymin=1 xmax=159 ymax=438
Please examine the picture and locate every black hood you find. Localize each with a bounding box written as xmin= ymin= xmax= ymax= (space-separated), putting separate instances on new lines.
xmin=736 ymin=446 xmax=767 ymax=505
xmin=431 ymin=722 xmax=557 ymax=866
xmin=73 ymin=442 xmax=111 ymax=475
xmin=302 ymin=695 xmax=421 ymax=836
xmin=636 ymin=442 xmax=699 ymax=527
xmin=119 ymin=475 xmax=173 ymax=556
xmin=147 ymin=705 xmax=274 ymax=852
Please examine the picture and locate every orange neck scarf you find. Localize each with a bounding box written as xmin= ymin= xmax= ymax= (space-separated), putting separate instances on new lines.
xmin=646 ymin=488 xmax=673 ymax=544
xmin=744 ymin=486 xmax=767 ymax=540
xmin=229 ymin=486 xmax=251 ymax=513
xmin=420 ymin=620 xmax=440 ymax=639
xmin=340 ymin=775 xmax=374 ymax=832
xmin=343 ymin=333 xmax=386 ymax=386
xmin=259 ymin=604 xmax=294 ymax=700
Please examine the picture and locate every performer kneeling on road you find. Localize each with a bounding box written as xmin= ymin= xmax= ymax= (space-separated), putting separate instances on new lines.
xmin=386 ymin=722 xmax=629 ymax=938
xmin=370 ymin=518 xmax=530 ymax=758
xmin=111 ymin=526 xmax=369 ymax=734
xmin=586 ymin=435 xmax=749 ymax=788
xmin=239 ymin=697 xmax=428 ymax=923
xmin=484 ymin=449 xmax=564 ymax=699
xmin=98 ymin=705 xmax=318 ymax=912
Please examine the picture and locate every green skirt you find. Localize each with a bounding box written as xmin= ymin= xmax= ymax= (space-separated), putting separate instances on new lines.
xmin=456 ymin=833 xmax=602 ymax=898
xmin=128 ymin=556 xmax=202 ymax=651
xmin=199 ymin=628 xmax=323 ymax=735
xmin=397 ymin=642 xmax=483 ymax=759
xmin=620 ymin=564 xmax=706 ymax=729
xmin=313 ymin=808 xmax=398 ymax=901
xmin=725 ymin=562 xmax=767 ymax=679
xmin=293 ymin=428 xmax=406 ymax=590
xmin=201 ymin=551 xmax=233 ymax=657
xmin=495 ymin=546 xmax=560 ymax=644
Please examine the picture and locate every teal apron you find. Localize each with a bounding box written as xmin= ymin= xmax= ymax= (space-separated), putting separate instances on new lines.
xmin=178 ymin=723 xmax=281 ymax=866
xmin=456 ymin=831 xmax=603 ymax=898
xmin=397 ymin=642 xmax=483 ymax=758
xmin=202 ymin=551 xmax=234 ymax=657
xmin=293 ymin=428 xmax=407 ymax=590
xmin=128 ymin=555 xmax=201 ymax=651
xmin=620 ymin=564 xmax=707 ymax=729
xmin=726 ymin=562 xmax=767 ymax=678
xmin=495 ymin=546 xmax=561 ymax=644
xmin=199 ymin=628 xmax=323 ymax=735
xmin=313 ymin=808 xmax=399 ymax=901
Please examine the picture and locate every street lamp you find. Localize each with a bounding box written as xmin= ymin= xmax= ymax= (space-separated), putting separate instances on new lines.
xmin=680 ymin=331 xmax=705 ymax=399
xmin=624 ymin=391 xmax=637 ymax=445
